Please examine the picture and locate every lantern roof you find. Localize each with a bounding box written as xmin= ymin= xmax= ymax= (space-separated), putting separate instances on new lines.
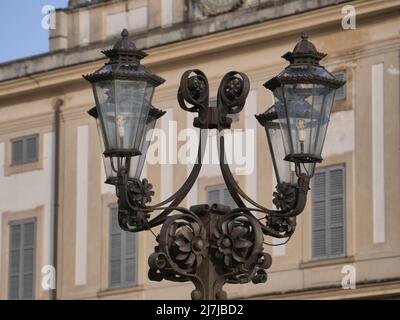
xmin=88 ymin=104 xmax=166 ymax=120
xmin=264 ymin=32 xmax=345 ymax=91
xmin=255 ymin=105 xmax=277 ymax=126
xmin=83 ymin=29 xmax=165 ymax=86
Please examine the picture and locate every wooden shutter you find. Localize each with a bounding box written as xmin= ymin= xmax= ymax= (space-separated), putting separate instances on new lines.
xmin=8 ymin=220 xmax=36 ymax=300
xmin=221 ymin=188 xmax=236 ymax=208
xmin=207 ymin=189 xmax=220 ymax=205
xmin=26 ymin=136 xmax=38 ymax=162
xmin=124 ymin=232 xmax=137 ymax=285
xmin=12 ymin=139 xmax=23 ymax=164
xmin=333 ymin=71 xmax=347 ymax=101
xmin=9 ymin=224 xmax=21 ymax=299
xmin=109 ymin=206 xmax=138 ymax=288
xmin=109 ymin=207 xmax=122 ymax=287
xmin=329 ymin=168 xmax=345 ymax=256
xmin=312 ymin=166 xmax=345 ymax=259
xmin=312 ymin=171 xmax=327 ymax=258
xmin=11 ymin=135 xmax=38 ymax=165
xmin=207 ymin=186 xmax=236 ymax=208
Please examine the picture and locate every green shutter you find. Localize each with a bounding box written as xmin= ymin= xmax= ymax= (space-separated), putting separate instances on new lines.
xmin=109 ymin=206 xmax=138 ymax=288
xmin=8 ymin=220 xmax=36 ymax=300
xmin=329 ymin=168 xmax=345 ymax=256
xmin=109 ymin=207 xmax=122 ymax=287
xmin=312 ymin=166 xmax=345 ymax=259
xmin=26 ymin=136 xmax=38 ymax=162
xmin=222 ymin=188 xmax=236 ymax=209
xmin=312 ymin=171 xmax=327 ymax=258
xmin=11 ymin=135 xmax=38 ymax=165
xmin=207 ymin=186 xmax=236 ymax=209
xmin=207 ymin=189 xmax=219 ymax=205
xmin=124 ymin=232 xmax=137 ymax=285
xmin=12 ymin=140 xmax=23 ymax=165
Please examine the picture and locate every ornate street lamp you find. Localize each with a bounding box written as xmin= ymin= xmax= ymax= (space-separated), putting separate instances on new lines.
xmin=83 ymin=28 xmax=165 ymax=159
xmin=85 ymin=30 xmax=345 ymax=300
xmin=263 ymin=32 xmax=344 ymax=166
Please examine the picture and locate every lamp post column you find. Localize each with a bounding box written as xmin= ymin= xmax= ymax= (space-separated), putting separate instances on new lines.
xmin=189 ymin=206 xmax=227 ymax=300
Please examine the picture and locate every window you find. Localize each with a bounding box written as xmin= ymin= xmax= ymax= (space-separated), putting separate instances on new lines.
xmin=333 ymin=71 xmax=346 ymax=101
xmin=312 ymin=166 xmax=346 ymax=260
xmin=8 ymin=220 xmax=36 ymax=300
xmin=11 ymin=135 xmax=38 ymax=165
xmin=209 ymin=98 xmax=239 ymax=122
xmin=207 ymin=185 xmax=236 ymax=208
xmin=109 ymin=206 xmax=138 ymax=288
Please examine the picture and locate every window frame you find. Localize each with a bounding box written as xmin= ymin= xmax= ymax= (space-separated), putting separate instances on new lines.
xmin=311 ymin=165 xmax=346 ymax=261
xmin=10 ymin=134 xmax=39 ymax=166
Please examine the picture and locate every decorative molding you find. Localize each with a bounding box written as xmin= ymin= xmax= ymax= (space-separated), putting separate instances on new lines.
xmin=198 ymin=0 xmax=245 ymax=16
xmin=0 ymin=1 xmax=399 ymax=99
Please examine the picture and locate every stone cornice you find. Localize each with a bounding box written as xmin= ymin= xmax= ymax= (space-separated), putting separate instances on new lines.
xmin=0 ymin=0 xmax=398 ymax=101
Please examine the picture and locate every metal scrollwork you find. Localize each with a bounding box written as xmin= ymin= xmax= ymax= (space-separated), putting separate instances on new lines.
xmin=148 ymin=213 xmax=207 ymax=282
xmin=178 ymin=69 xmax=209 ymax=128
xmin=213 ymin=212 xmax=271 ymax=285
xmin=113 ymin=68 xmax=312 ymax=300
xmin=217 ymin=71 xmax=250 ymax=115
xmin=148 ymin=207 xmax=273 ymax=299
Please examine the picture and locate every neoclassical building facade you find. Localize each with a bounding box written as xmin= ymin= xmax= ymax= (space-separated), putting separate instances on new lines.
xmin=0 ymin=0 xmax=399 ymax=299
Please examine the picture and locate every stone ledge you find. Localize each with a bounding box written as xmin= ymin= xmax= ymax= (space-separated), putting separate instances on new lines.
xmin=300 ymin=256 xmax=355 ymax=269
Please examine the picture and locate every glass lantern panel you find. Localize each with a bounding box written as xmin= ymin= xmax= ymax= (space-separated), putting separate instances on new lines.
xmin=103 ymin=156 xmax=117 ymax=185
xmin=273 ymin=88 xmax=292 ymax=157
xmin=280 ymin=83 xmax=322 ymax=162
xmin=93 ymin=80 xmax=117 ymax=150
xmin=265 ymin=118 xmax=297 ymax=185
xmin=299 ymin=162 xmax=316 ymax=178
xmin=114 ymin=80 xmax=155 ymax=151
xmin=95 ymin=117 xmax=116 ymax=184
xmin=312 ymin=85 xmax=335 ymax=158
xmin=129 ymin=114 xmax=157 ymax=179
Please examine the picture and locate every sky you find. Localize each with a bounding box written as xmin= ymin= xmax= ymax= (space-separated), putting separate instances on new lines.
xmin=0 ymin=0 xmax=69 ymax=64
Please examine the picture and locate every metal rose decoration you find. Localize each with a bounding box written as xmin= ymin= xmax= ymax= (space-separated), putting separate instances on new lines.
xmin=172 ymin=221 xmax=208 ymax=269
xmin=188 ymin=76 xmax=207 ymax=100
xmin=213 ymin=217 xmax=253 ymax=267
xmin=266 ymin=215 xmax=297 ymax=236
xmin=272 ymin=182 xmax=297 ymax=210
xmin=128 ymin=178 xmax=154 ymax=207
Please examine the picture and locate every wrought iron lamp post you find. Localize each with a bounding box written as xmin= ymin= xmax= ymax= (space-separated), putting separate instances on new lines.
xmin=84 ymin=30 xmax=345 ymax=300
